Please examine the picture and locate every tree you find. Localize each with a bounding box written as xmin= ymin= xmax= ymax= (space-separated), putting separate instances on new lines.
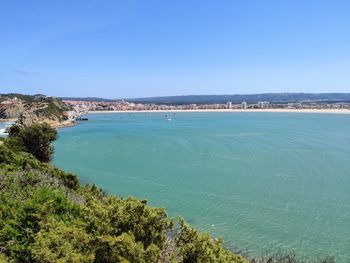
xmin=7 ymin=125 xmax=21 ymax=137
xmin=8 ymin=123 xmax=57 ymax=162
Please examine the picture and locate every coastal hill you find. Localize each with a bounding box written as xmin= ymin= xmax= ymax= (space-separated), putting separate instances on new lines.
xmin=61 ymin=93 xmax=350 ymax=104
xmin=0 ymin=93 xmax=70 ymax=127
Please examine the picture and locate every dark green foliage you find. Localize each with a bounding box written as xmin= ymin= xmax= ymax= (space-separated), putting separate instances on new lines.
xmin=7 ymin=125 xmax=21 ymax=137
xmin=8 ymin=123 xmax=57 ymax=162
xmin=0 ymin=145 xmax=16 ymax=164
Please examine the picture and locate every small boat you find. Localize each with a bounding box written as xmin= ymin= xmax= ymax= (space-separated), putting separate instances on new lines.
xmin=76 ymin=117 xmax=88 ymax=121
xmin=166 ymin=118 xmax=172 ymax=122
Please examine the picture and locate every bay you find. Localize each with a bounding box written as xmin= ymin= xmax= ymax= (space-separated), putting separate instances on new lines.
xmin=54 ymin=112 xmax=350 ymax=261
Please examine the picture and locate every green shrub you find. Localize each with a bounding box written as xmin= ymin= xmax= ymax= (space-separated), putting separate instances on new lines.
xmin=8 ymin=123 xmax=57 ymax=162
xmin=30 ymin=219 xmax=94 ymax=263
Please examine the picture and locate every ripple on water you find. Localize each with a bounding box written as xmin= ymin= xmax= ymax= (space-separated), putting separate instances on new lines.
xmin=54 ymin=112 xmax=350 ymax=262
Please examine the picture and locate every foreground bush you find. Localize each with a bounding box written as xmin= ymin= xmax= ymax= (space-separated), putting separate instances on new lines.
xmin=7 ymin=123 xmax=57 ymax=162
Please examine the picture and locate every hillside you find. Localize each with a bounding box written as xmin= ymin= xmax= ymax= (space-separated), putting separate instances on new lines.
xmin=127 ymin=93 xmax=350 ymax=105
xmin=61 ymin=93 xmax=350 ymax=105
xmin=0 ymin=94 xmax=71 ymax=127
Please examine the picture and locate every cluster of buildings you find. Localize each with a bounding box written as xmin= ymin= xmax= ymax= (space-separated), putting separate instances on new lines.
xmin=63 ymin=99 xmax=263 ymax=112
xmin=63 ymin=100 xmax=177 ymax=112
xmin=1 ymin=95 xmax=349 ymax=122
xmin=63 ymin=99 xmax=350 ymax=113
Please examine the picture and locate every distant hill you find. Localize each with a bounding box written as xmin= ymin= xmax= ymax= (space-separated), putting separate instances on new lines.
xmin=61 ymin=93 xmax=350 ymax=105
xmin=127 ymin=93 xmax=350 ymax=105
xmin=0 ymin=93 xmax=48 ymax=103
xmin=60 ymin=96 xmax=118 ymax=102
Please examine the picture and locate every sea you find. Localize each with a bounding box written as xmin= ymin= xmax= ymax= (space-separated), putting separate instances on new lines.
xmin=0 ymin=121 xmax=14 ymax=136
xmin=53 ymin=112 xmax=350 ymax=262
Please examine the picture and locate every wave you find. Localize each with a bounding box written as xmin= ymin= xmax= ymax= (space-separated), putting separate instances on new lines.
xmin=0 ymin=121 xmax=15 ymax=136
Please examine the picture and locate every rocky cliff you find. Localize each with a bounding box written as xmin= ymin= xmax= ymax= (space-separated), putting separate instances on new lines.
xmin=0 ymin=94 xmax=72 ymax=127
xmin=0 ymin=101 xmax=25 ymax=119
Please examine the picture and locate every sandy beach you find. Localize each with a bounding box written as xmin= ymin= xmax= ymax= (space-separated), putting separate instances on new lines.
xmin=88 ymin=108 xmax=350 ymax=114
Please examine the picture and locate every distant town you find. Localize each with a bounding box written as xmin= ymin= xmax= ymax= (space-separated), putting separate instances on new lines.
xmin=2 ymin=93 xmax=350 ymax=126
xmin=63 ymin=99 xmax=350 ymax=114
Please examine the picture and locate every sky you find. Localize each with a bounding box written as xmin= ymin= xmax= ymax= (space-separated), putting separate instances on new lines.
xmin=0 ymin=0 xmax=349 ymax=98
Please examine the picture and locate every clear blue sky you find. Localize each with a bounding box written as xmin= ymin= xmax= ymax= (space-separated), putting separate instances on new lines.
xmin=1 ymin=0 xmax=349 ymax=98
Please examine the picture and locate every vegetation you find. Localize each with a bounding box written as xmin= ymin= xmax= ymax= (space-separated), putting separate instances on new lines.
xmin=7 ymin=123 xmax=57 ymax=162
xmin=37 ymin=101 xmax=69 ymax=121
xmin=0 ymin=93 xmax=70 ymax=123
xmin=0 ymin=124 xmax=247 ymax=263
xmin=0 ymin=93 xmax=39 ymax=103
xmin=175 ymin=218 xmax=246 ymax=263
xmin=0 ymin=93 xmax=62 ymax=104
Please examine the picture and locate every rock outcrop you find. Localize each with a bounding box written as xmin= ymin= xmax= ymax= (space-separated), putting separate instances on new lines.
xmin=0 ymin=101 xmax=25 ymax=119
xmin=16 ymin=100 xmax=71 ymax=127
xmin=1 ymin=94 xmax=73 ymax=128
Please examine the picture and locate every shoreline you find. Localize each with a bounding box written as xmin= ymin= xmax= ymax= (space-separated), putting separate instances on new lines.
xmin=88 ymin=108 xmax=350 ymax=114
xmin=51 ymin=120 xmax=77 ymax=129
xmin=1 ymin=108 xmax=348 ymax=130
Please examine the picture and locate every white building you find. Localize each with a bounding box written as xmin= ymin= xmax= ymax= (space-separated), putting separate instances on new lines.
xmin=226 ymin=101 xmax=232 ymax=109
xmin=257 ymin=101 xmax=270 ymax=109
xmin=241 ymin=101 xmax=247 ymax=109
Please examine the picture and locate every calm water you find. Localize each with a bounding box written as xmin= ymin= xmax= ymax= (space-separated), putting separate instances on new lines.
xmin=54 ymin=112 xmax=350 ymax=261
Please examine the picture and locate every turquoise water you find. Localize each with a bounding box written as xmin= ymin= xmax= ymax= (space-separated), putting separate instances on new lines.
xmin=54 ymin=112 xmax=350 ymax=261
